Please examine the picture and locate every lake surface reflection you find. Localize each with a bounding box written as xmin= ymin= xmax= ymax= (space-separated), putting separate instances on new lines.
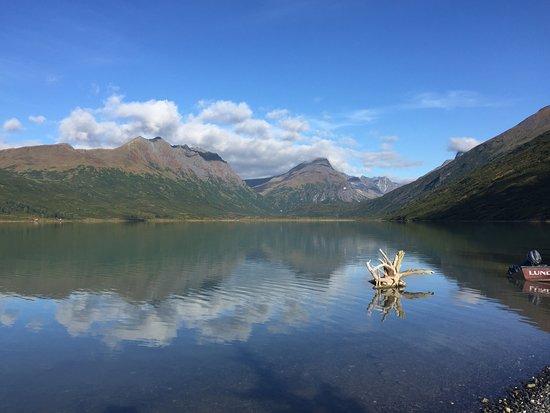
xmin=0 ymin=222 xmax=548 ymax=412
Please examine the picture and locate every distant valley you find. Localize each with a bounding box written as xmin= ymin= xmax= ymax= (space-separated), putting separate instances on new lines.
xmin=245 ymin=158 xmax=401 ymax=214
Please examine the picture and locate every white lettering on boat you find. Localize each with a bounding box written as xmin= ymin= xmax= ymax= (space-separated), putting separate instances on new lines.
xmin=527 ymin=269 xmax=550 ymax=276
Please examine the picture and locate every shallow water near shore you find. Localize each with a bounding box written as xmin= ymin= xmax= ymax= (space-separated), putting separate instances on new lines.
xmin=0 ymin=222 xmax=548 ymax=412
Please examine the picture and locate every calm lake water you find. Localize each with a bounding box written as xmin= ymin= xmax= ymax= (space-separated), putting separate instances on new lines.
xmin=0 ymin=222 xmax=548 ymax=412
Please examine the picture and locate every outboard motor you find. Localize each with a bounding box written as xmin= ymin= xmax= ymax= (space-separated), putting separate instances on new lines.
xmin=508 ymin=250 xmax=543 ymax=276
xmin=526 ymin=250 xmax=542 ymax=266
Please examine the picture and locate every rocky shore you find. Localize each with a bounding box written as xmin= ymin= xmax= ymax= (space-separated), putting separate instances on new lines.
xmin=481 ymin=366 xmax=550 ymax=412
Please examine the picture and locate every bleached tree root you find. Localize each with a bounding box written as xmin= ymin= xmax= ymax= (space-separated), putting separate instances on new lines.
xmin=366 ymin=249 xmax=433 ymax=289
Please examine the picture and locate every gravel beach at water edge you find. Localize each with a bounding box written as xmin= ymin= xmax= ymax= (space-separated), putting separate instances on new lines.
xmin=481 ymin=366 xmax=550 ymax=413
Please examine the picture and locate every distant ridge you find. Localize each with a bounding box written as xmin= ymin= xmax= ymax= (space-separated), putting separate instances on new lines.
xmin=353 ymin=106 xmax=550 ymax=220
xmin=0 ymin=137 xmax=265 ymax=219
xmin=245 ymin=158 xmax=401 ymax=214
xmin=0 ymin=136 xmax=243 ymax=183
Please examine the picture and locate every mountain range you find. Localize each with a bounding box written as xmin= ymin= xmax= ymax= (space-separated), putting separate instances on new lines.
xmin=245 ymin=158 xmax=401 ymax=213
xmin=0 ymin=137 xmax=265 ymax=219
xmin=0 ymin=106 xmax=548 ymax=221
xmin=0 ymin=135 xmax=401 ymax=219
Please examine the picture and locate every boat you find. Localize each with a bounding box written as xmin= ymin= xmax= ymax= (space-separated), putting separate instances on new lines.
xmin=507 ymin=250 xmax=550 ymax=282
xmin=515 ymin=266 xmax=550 ymax=282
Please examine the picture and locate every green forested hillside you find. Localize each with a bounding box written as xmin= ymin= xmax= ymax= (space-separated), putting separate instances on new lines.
xmin=356 ymin=131 xmax=550 ymax=221
xmin=0 ymin=167 xmax=267 ymax=219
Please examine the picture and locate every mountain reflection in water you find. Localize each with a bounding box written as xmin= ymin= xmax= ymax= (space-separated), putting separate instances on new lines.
xmin=0 ymin=223 xmax=366 ymax=346
xmin=0 ymin=222 xmax=548 ymax=412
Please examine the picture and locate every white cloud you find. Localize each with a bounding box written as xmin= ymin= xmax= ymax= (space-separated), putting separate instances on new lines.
xmin=362 ymin=138 xmax=420 ymax=171
xmin=346 ymin=108 xmax=377 ymax=123
xmin=266 ymin=108 xmax=289 ymax=120
xmin=59 ymin=108 xmax=126 ymax=147
xmin=59 ymin=95 xmax=182 ymax=147
xmin=279 ymin=116 xmax=309 ymax=133
xmin=362 ymin=151 xmax=417 ymax=170
xmin=3 ymin=117 xmax=23 ymax=132
xmin=405 ymin=91 xmax=493 ymax=110
xmin=28 ymin=115 xmax=46 ymax=124
xmin=379 ymin=136 xmax=400 ymax=152
xmin=234 ymin=118 xmax=271 ymax=138
xmin=447 ymin=137 xmax=481 ymax=153
xmin=306 ymin=108 xmax=377 ymax=133
xmin=103 ymin=95 xmax=182 ymax=134
xmin=197 ymin=100 xmax=252 ymax=124
xmin=57 ymin=95 xmax=419 ymax=178
xmin=278 ymin=116 xmax=309 ymax=141
xmin=265 ymin=109 xmax=309 ymax=141
xmin=338 ymin=136 xmax=358 ymax=147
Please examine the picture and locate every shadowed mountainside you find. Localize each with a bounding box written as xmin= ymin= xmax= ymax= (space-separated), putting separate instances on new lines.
xmin=352 ymin=106 xmax=550 ymax=221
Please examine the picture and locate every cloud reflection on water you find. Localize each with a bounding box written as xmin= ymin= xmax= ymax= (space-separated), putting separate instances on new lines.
xmin=53 ymin=263 xmax=341 ymax=347
xmin=1 ymin=222 xmax=549 ymax=349
xmin=0 ymin=305 xmax=18 ymax=327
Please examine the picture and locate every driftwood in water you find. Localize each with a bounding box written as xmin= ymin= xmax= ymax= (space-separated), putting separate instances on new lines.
xmin=366 ymin=249 xmax=434 ymax=289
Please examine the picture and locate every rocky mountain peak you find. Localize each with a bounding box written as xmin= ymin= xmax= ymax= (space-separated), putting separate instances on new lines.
xmin=124 ymin=136 xmax=146 ymax=145
xmin=309 ymin=157 xmax=333 ymax=167
xmin=123 ymin=136 xmax=170 ymax=148
xmin=119 ymin=137 xmax=227 ymax=164
xmin=150 ymin=136 xmax=165 ymax=142
xmin=0 ymin=136 xmax=241 ymax=186
xmin=286 ymin=157 xmax=334 ymax=175
xmin=245 ymin=156 xmax=401 ymax=210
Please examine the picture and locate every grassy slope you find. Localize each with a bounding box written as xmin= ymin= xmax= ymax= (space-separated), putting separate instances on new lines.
xmin=0 ymin=166 xmax=268 ymax=219
xmin=262 ymin=183 xmax=353 ymax=216
xmin=361 ymin=131 xmax=550 ymax=221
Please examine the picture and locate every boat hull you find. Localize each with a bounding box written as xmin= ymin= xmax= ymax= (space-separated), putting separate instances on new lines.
xmin=519 ymin=266 xmax=550 ymax=282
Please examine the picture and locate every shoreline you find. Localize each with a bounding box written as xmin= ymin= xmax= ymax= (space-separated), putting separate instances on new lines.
xmin=0 ymin=217 xmax=360 ymax=224
xmin=0 ymin=216 xmax=549 ymax=224
xmin=481 ymin=366 xmax=550 ymax=412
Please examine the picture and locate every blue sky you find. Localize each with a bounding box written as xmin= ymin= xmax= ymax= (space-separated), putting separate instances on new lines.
xmin=1 ymin=0 xmax=549 ymax=179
